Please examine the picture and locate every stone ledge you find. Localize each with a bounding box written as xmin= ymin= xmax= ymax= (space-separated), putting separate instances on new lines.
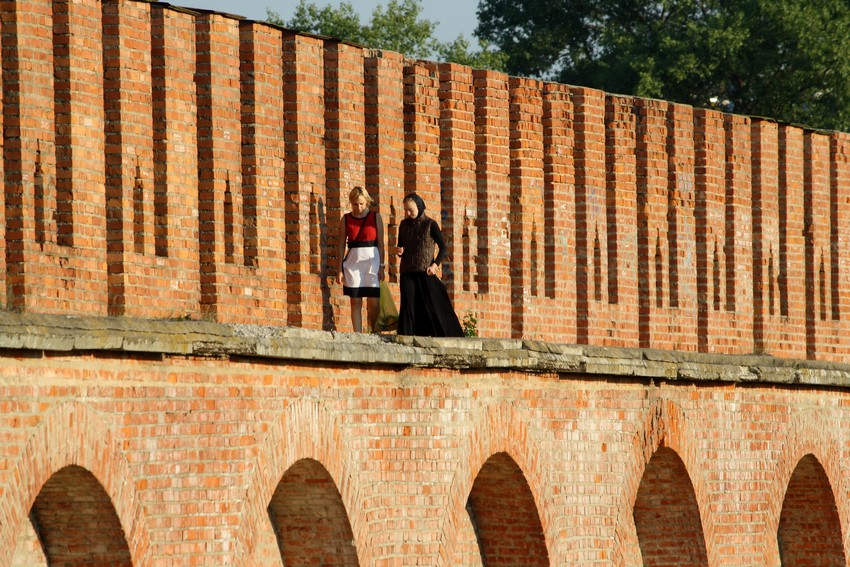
xmin=1 ymin=312 xmax=849 ymax=387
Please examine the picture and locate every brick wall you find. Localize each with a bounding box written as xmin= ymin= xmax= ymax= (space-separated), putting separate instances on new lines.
xmin=103 ymin=2 xmax=201 ymax=319
xmin=3 ymin=0 xmax=849 ymax=356
xmin=0 ymin=323 xmax=848 ymax=566
xmin=4 ymin=3 xmax=850 ymax=567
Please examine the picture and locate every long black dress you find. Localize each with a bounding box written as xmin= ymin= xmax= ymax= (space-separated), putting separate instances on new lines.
xmin=396 ymin=213 xmax=464 ymax=337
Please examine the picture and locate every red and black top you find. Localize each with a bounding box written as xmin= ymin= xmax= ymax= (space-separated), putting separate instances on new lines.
xmin=344 ymin=211 xmax=378 ymax=248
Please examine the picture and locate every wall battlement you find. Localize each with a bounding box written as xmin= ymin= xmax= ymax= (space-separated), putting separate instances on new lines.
xmin=3 ymin=0 xmax=850 ymax=359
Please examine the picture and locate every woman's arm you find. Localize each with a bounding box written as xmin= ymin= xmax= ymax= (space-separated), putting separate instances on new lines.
xmin=375 ymin=211 xmax=386 ymax=280
xmin=395 ymin=219 xmax=406 ymax=258
xmin=427 ymin=221 xmax=447 ymax=276
xmin=431 ymin=221 xmax=448 ymax=266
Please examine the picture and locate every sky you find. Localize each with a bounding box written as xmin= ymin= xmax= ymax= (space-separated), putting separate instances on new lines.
xmin=177 ymin=0 xmax=480 ymax=44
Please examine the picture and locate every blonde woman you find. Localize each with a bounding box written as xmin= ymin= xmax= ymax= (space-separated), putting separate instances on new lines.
xmin=337 ymin=186 xmax=385 ymax=332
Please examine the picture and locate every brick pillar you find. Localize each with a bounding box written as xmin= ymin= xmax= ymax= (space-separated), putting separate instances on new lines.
xmin=573 ymin=90 xmax=639 ymax=347
xmin=604 ymin=94 xmax=640 ymax=347
xmin=3 ymin=0 xmax=107 ymax=315
xmin=778 ymin=126 xmax=808 ymax=355
xmin=473 ymin=70 xmax=512 ymax=338
xmin=542 ymin=82 xmax=577 ymax=343
xmin=197 ymin=13 xmax=271 ymax=324
xmin=196 ymin=12 xmax=239 ymax=317
xmin=636 ymin=98 xmax=666 ymax=348
xmin=237 ymin=21 xmax=288 ymax=324
xmin=830 ymin=132 xmax=850 ymax=358
xmin=364 ymin=51 xmax=404 ymax=284
xmin=0 ymin=12 xmax=5 ymax=309
xmin=665 ymin=102 xmax=698 ymax=351
xmin=103 ymin=1 xmax=201 ymax=319
xmin=635 ymin=98 xmax=698 ymax=351
xmin=429 ymin=62 xmax=477 ymax=323
xmin=635 ymin=99 xmax=697 ymax=351
xmin=752 ymin=120 xmax=806 ymax=357
xmin=724 ymin=114 xmax=754 ymax=351
xmin=403 ymin=63 xmax=441 ymax=214
xmin=805 ymin=131 xmax=843 ymax=360
xmin=508 ymin=77 xmax=544 ymax=338
xmin=325 ymin=42 xmax=367 ymax=331
xmin=694 ymin=110 xmax=754 ymax=354
xmin=694 ymin=109 xmax=723 ymax=352
xmin=281 ymin=33 xmax=326 ymax=328
xmin=573 ymin=87 xmax=606 ymax=344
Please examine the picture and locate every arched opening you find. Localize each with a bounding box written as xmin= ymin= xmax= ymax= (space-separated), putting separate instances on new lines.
xmin=457 ymin=452 xmax=549 ymax=566
xmin=777 ymin=454 xmax=845 ymax=566
xmin=267 ymin=458 xmax=359 ymax=567
xmin=633 ymin=446 xmax=708 ymax=566
xmin=12 ymin=465 xmax=132 ymax=566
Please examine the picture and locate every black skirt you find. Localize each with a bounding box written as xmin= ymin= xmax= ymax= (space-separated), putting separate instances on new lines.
xmin=397 ymin=272 xmax=464 ymax=337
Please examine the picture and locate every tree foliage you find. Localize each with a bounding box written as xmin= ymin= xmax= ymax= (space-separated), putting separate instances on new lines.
xmin=267 ymin=0 xmax=506 ymax=70
xmin=476 ymin=0 xmax=850 ymax=131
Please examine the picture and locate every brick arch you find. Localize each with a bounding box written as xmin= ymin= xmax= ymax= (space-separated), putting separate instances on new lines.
xmin=26 ymin=465 xmax=133 ymax=566
xmin=612 ymin=398 xmax=716 ymax=566
xmin=0 ymin=401 xmax=151 ymax=567
xmin=436 ymin=400 xmax=551 ymax=567
xmin=234 ymin=398 xmax=364 ymax=567
xmin=463 ymin=451 xmax=549 ymax=566
xmin=763 ymin=409 xmax=848 ymax=566
xmin=268 ymin=458 xmax=358 ymax=567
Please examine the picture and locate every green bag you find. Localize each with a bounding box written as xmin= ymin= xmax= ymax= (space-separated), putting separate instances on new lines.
xmin=373 ymin=281 xmax=398 ymax=332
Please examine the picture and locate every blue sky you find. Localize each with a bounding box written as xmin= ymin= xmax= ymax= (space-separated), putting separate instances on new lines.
xmin=178 ymin=1 xmax=480 ymax=44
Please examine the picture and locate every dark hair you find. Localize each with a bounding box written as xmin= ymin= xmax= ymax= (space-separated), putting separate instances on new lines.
xmin=403 ymin=193 xmax=426 ymax=218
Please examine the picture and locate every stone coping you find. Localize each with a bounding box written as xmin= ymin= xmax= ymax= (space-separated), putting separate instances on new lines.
xmin=0 ymin=312 xmax=849 ymax=387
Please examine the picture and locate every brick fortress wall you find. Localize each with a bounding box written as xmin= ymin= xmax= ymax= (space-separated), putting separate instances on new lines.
xmin=2 ymin=2 xmax=850 ymax=566
xmin=2 ymin=0 xmax=849 ymax=358
xmin=0 ymin=319 xmax=849 ymax=567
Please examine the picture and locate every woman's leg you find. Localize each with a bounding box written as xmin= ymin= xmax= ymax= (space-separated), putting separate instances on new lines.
xmin=350 ymin=297 xmax=363 ymax=332
xmin=366 ymin=296 xmax=379 ymax=332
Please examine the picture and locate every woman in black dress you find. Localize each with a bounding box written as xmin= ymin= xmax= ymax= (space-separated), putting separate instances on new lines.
xmin=395 ymin=193 xmax=464 ymax=337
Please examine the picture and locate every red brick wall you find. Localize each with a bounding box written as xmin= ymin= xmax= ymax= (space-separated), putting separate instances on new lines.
xmin=325 ymin=42 xmax=367 ymax=329
xmin=364 ymin=50 xmax=404 ymax=326
xmin=103 ymin=1 xmax=201 ymax=319
xmin=3 ymin=0 xmax=108 ymax=314
xmin=430 ymin=62 xmax=476 ymax=320
xmin=282 ymin=33 xmax=326 ymax=329
xmin=636 ymin=99 xmax=699 ymax=351
xmin=4 ymin=3 xmax=850 ymax=567
xmin=752 ymin=120 xmax=807 ymax=357
xmin=471 ymin=69 xmax=512 ymax=337
xmin=2 ymin=0 xmax=850 ymax=352
xmin=0 ymin=352 xmax=848 ymax=566
xmin=0 ymin=14 xmax=5 ymax=309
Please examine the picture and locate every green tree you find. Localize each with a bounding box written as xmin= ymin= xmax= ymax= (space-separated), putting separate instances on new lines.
xmin=267 ymin=0 xmax=506 ymax=71
xmin=436 ymin=36 xmax=508 ymax=71
xmin=271 ymin=2 xmax=367 ymax=45
xmin=476 ymin=0 xmax=850 ymax=131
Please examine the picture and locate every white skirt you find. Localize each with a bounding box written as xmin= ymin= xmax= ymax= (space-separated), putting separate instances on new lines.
xmin=343 ymin=246 xmax=380 ymax=298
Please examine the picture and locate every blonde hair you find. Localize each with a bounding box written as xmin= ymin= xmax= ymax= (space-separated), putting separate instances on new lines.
xmin=348 ymin=186 xmax=373 ymax=206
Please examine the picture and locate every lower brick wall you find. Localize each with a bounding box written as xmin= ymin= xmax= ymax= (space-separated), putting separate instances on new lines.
xmin=0 ymin=331 xmax=848 ymax=566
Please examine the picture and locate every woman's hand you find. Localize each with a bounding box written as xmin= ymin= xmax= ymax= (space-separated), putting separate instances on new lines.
xmin=395 ymin=246 xmax=404 ymax=257
xmin=426 ymin=263 xmax=437 ymax=276
xmin=379 ymin=265 xmax=385 ymax=281
xmin=337 ymin=271 xmax=345 ymax=285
